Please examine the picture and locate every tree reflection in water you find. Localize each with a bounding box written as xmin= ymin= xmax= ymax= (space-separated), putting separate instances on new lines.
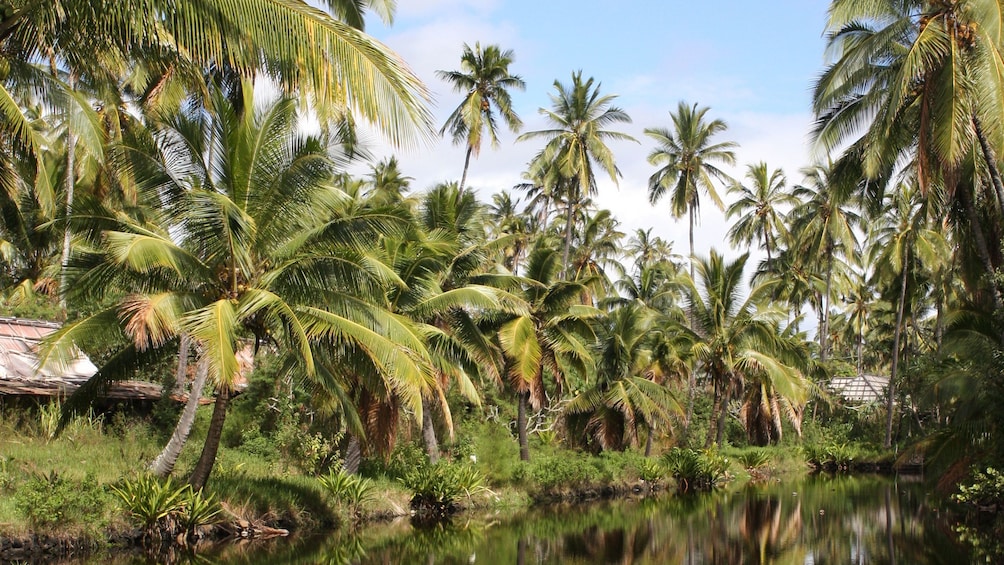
xmin=86 ymin=475 xmax=978 ymax=564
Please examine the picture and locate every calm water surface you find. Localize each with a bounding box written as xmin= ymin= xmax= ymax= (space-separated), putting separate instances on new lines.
xmin=88 ymin=474 xmax=985 ymax=564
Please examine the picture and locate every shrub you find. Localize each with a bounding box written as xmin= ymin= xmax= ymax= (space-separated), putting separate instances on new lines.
xmin=110 ymin=475 xmax=187 ymax=534
xmin=637 ymin=459 xmax=666 ymax=483
xmin=661 ymin=448 xmax=730 ymax=491
xmin=112 ymin=475 xmax=223 ymax=538
xmin=319 ymin=468 xmax=375 ymax=517
xmin=14 ymin=470 xmax=108 ymax=530
xmin=400 ymin=462 xmax=486 ymax=516
xmin=177 ymin=487 xmax=224 ymax=536
xmin=802 ymin=442 xmax=860 ymax=470
xmin=954 ymin=467 xmax=1004 ymax=508
xmin=737 ymin=448 xmax=771 ymax=470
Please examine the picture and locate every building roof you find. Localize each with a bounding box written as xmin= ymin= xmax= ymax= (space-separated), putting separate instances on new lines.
xmin=829 ymin=374 xmax=889 ymax=404
xmin=0 ymin=317 xmax=161 ymax=400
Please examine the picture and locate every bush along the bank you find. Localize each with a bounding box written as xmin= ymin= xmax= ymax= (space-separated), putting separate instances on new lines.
xmin=319 ymin=468 xmax=375 ymax=519
xmin=111 ymin=475 xmax=222 ymax=543
xmin=954 ymin=467 xmax=1004 ymax=512
xmin=661 ymin=448 xmax=731 ymax=492
xmin=14 ymin=470 xmax=110 ymax=533
xmin=399 ymin=462 xmax=487 ymax=522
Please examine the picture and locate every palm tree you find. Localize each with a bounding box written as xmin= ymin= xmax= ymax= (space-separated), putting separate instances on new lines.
xmin=868 ymin=182 xmax=949 ymax=447
xmin=726 ymin=162 xmax=796 ymax=263
xmin=518 ymin=71 xmax=635 ymax=274
xmin=567 ymin=208 xmax=624 ymax=304
xmin=565 ymin=304 xmax=683 ymax=453
xmin=789 ymin=163 xmax=861 ymax=362
xmin=437 ymin=43 xmax=526 ymax=193
xmin=488 ymin=190 xmax=533 ymax=274
xmin=645 ymin=101 xmax=737 ymax=282
xmin=686 ymin=251 xmax=806 ymax=447
xmin=498 ymin=243 xmax=599 ymax=461
xmin=40 ymin=88 xmax=432 ymax=488
xmin=0 ymin=0 xmax=432 ymax=165
xmin=382 ymin=182 xmax=521 ymax=462
xmin=814 ymin=0 xmax=1004 ymax=304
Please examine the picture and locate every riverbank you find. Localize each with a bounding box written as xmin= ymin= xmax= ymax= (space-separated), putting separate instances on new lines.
xmin=0 ymin=401 xmax=900 ymax=563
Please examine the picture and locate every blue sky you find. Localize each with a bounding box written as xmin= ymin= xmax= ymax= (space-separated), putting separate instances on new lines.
xmin=358 ymin=0 xmax=833 ymax=261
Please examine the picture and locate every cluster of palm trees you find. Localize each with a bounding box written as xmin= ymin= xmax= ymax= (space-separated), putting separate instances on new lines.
xmin=4 ymin=0 xmax=1004 ymax=487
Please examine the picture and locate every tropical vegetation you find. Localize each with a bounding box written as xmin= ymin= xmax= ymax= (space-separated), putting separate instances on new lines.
xmin=4 ymin=0 xmax=1004 ymax=557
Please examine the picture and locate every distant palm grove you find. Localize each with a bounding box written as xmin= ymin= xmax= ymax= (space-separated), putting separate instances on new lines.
xmin=3 ymin=0 xmax=1004 ymax=491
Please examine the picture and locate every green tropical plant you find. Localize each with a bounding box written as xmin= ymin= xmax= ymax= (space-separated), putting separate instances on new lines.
xmin=789 ymin=163 xmax=861 ymax=362
xmin=813 ymin=0 xmax=1004 ymax=305
xmin=177 ymin=487 xmax=223 ymax=537
xmin=645 ymin=101 xmax=737 ymax=282
xmin=110 ymin=474 xmax=187 ymax=534
xmin=661 ymin=447 xmax=730 ymax=492
xmin=319 ymin=468 xmax=375 ymax=516
xmin=518 ymin=71 xmax=635 ymax=273
xmin=400 ymin=462 xmax=486 ymax=516
xmin=726 ymin=161 xmax=796 ymax=263
xmin=868 ymin=182 xmax=949 ymax=447
xmin=736 ymin=448 xmax=771 ymax=470
xmin=40 ymin=86 xmax=432 ymax=489
xmin=565 ymin=304 xmax=683 ymax=453
xmin=497 ymin=243 xmax=599 ymax=461
xmin=686 ymin=251 xmax=809 ymax=447
xmin=437 ymin=42 xmax=526 ymax=192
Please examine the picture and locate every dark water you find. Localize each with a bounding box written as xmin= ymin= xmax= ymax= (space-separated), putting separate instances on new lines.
xmin=87 ymin=474 xmax=989 ymax=564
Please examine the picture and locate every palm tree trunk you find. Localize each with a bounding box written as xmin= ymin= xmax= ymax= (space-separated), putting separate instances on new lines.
xmin=821 ymin=252 xmax=832 ymax=363
xmin=459 ymin=145 xmax=473 ymax=194
xmin=685 ymin=205 xmax=697 ymax=438
xmin=421 ymin=395 xmax=440 ymax=464
xmin=857 ymin=318 xmax=864 ymax=375
xmin=973 ymin=116 xmax=1004 ymax=212
xmin=705 ymin=379 xmax=722 ymax=448
xmin=60 ymin=124 xmax=76 ymax=308
xmin=343 ymin=434 xmax=362 ymax=474
xmin=150 ymin=354 xmax=209 ymax=477
xmin=188 ymin=387 xmax=230 ymax=490
xmin=957 ymin=181 xmax=1003 ymax=311
xmin=884 ymin=261 xmax=908 ymax=449
xmin=173 ymin=333 xmax=191 ymax=393
xmin=517 ymin=390 xmax=530 ymax=461
xmin=562 ymin=198 xmax=574 ymax=278
xmin=715 ymin=391 xmax=728 ymax=446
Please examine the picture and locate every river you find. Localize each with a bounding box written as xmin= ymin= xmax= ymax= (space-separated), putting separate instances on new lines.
xmin=80 ymin=474 xmax=991 ymax=564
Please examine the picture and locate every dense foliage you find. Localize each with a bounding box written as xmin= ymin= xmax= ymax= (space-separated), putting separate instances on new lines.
xmin=3 ymin=2 xmax=1004 ymax=544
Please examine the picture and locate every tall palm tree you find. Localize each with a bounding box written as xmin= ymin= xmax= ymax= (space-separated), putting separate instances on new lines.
xmin=868 ymin=182 xmax=949 ymax=447
xmin=383 ymin=182 xmax=522 ymax=462
xmin=0 ymin=0 xmax=432 ymax=162
xmin=686 ymin=251 xmax=806 ymax=447
xmin=40 ymin=88 xmax=432 ymax=488
xmin=726 ymin=162 xmax=797 ymax=263
xmin=437 ymin=43 xmax=526 ymax=193
xmin=645 ymin=101 xmax=737 ymax=282
xmin=518 ymin=71 xmax=635 ymax=274
xmin=814 ymin=0 xmax=1004 ymax=304
xmin=498 ymin=243 xmax=599 ymax=461
xmin=789 ymin=163 xmax=861 ymax=362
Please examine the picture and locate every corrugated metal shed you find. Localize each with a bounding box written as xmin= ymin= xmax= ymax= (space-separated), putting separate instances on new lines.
xmin=829 ymin=374 xmax=889 ymax=404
